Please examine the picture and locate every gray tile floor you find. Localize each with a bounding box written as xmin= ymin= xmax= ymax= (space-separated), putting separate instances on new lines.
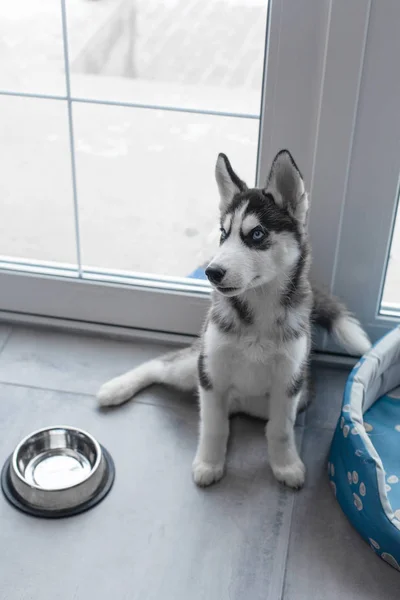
xmin=0 ymin=324 xmax=399 ymax=599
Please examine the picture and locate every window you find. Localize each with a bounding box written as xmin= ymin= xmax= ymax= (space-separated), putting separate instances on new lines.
xmin=311 ymin=0 xmax=400 ymax=348
xmin=1 ymin=0 xmax=398 ymax=350
xmin=0 ymin=0 xmax=270 ymax=335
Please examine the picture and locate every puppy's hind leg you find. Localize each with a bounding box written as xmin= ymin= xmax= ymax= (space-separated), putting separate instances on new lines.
xmin=97 ymin=345 xmax=198 ymax=407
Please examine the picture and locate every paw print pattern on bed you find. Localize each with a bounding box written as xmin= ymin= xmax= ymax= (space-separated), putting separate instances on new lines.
xmin=328 ymin=326 xmax=400 ymax=572
xmin=364 ymin=393 xmax=400 ymax=519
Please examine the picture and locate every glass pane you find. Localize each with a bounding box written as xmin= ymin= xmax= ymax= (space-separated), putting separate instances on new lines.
xmin=381 ymin=197 xmax=400 ymax=310
xmin=0 ymin=0 xmax=65 ymax=96
xmin=74 ymin=102 xmax=258 ymax=277
xmin=67 ymin=0 xmax=268 ymax=115
xmin=0 ymin=96 xmax=77 ymax=266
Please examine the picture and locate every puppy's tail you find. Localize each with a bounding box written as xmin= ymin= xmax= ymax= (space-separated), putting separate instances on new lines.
xmin=97 ymin=345 xmax=199 ymax=407
xmin=311 ymin=283 xmax=371 ymax=356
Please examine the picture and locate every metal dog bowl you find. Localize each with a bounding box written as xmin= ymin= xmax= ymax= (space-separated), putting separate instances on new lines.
xmin=1 ymin=426 xmax=115 ymax=518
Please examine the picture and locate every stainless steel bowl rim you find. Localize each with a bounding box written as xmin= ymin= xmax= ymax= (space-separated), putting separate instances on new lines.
xmin=11 ymin=425 xmax=103 ymax=492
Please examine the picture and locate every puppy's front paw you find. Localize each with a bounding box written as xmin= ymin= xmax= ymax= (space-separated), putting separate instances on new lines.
xmin=272 ymin=459 xmax=306 ymax=489
xmin=192 ymin=461 xmax=224 ymax=487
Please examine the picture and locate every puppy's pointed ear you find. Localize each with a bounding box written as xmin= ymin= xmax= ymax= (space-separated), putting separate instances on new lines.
xmin=215 ymin=153 xmax=247 ymax=212
xmin=265 ymin=150 xmax=308 ymax=226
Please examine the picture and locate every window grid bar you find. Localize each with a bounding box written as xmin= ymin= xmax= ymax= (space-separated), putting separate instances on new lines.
xmin=71 ymin=97 xmax=260 ymax=121
xmin=60 ymin=0 xmax=83 ymax=278
xmin=0 ymin=89 xmax=260 ymax=121
xmin=0 ymin=90 xmax=67 ymax=102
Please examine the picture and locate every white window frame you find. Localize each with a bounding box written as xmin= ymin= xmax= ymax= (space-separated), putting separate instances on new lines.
xmin=323 ymin=0 xmax=400 ymax=347
xmin=1 ymin=0 xmax=397 ymax=348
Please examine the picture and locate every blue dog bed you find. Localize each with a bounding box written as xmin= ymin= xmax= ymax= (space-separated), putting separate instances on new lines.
xmin=329 ymin=326 xmax=400 ymax=571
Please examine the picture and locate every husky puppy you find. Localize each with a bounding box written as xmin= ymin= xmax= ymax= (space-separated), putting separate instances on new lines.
xmin=97 ymin=150 xmax=371 ymax=489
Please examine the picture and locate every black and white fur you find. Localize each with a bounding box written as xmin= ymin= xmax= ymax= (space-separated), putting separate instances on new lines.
xmin=97 ymin=150 xmax=371 ymax=489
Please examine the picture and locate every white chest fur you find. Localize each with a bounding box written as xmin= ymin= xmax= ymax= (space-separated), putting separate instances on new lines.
xmin=204 ymin=322 xmax=277 ymax=398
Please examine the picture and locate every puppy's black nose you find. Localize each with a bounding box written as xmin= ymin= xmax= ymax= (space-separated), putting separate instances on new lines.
xmin=205 ymin=265 xmax=226 ymax=285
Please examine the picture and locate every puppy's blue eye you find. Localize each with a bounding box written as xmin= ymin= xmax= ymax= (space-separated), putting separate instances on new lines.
xmin=251 ymin=228 xmax=264 ymax=241
xmin=220 ymin=227 xmax=227 ymax=241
